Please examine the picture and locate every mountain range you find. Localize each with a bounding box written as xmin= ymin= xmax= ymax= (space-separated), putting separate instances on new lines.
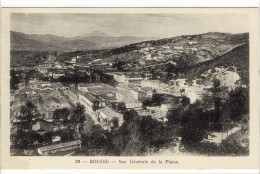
xmin=10 ymin=31 xmax=158 ymax=51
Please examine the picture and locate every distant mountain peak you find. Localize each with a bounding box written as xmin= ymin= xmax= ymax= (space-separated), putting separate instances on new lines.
xmin=84 ymin=31 xmax=109 ymax=37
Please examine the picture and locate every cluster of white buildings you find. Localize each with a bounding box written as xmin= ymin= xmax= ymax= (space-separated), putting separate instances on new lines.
xmin=11 ymin=69 xmax=219 ymax=133
xmin=116 ymin=90 xmax=142 ymax=109
xmin=137 ymin=42 xmax=211 ymax=64
xmin=11 ymin=84 xmax=72 ymax=122
xmin=12 ymin=63 xmax=242 ymax=141
xmin=113 ymin=72 xmax=143 ymax=84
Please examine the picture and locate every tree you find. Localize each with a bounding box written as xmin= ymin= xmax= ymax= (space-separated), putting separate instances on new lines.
xmin=213 ymin=78 xmax=221 ymax=92
xmin=92 ymin=100 xmax=100 ymax=111
xmin=211 ymin=67 xmax=216 ymax=73
xmin=113 ymin=116 xmax=144 ymax=155
xmin=181 ymin=96 xmax=190 ymax=107
xmin=151 ymin=93 xmax=165 ymax=106
xmin=10 ymin=70 xmax=21 ymax=90
xmin=139 ymin=116 xmax=171 ymax=149
xmin=117 ymin=102 xmax=126 ymax=113
xmin=13 ymin=130 xmax=40 ymax=149
xmin=228 ymin=87 xmax=249 ymax=122
xmin=213 ymin=97 xmax=222 ymax=129
xmin=71 ymin=103 xmax=86 ymax=124
xmin=112 ymin=61 xmax=126 ymax=71
xmin=150 ymin=68 xmax=158 ymax=80
xmin=41 ymin=132 xmax=53 ymax=144
xmin=100 ymin=72 xmax=118 ymax=87
xmin=79 ymin=124 xmax=117 ymax=155
xmin=111 ymin=117 xmax=119 ymax=130
xmin=113 ymin=110 xmax=174 ymax=155
xmin=24 ymin=70 xmax=37 ymax=88
xmin=181 ymin=123 xmax=206 ymax=144
xmin=111 ymin=110 xmax=141 ymax=155
xmin=25 ymin=73 xmax=30 ymax=88
xmin=212 ymin=78 xmax=222 ymax=130
xmin=166 ymin=62 xmax=176 ymax=74
xmin=142 ymin=99 xmax=152 ymax=107
xmin=123 ymin=109 xmax=139 ymax=123
xmin=181 ymin=105 xmax=208 ymax=145
xmin=59 ymin=128 xmax=75 ymax=143
xmin=19 ymin=101 xmax=40 ymax=130
xmin=167 ymin=106 xmax=183 ymax=126
xmin=53 ymin=108 xmax=70 ymax=123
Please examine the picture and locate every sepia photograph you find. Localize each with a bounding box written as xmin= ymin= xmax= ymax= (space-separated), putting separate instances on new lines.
xmin=1 ymin=7 xmax=259 ymax=170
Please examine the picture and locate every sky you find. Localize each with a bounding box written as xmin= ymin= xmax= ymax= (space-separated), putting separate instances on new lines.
xmin=11 ymin=13 xmax=249 ymax=38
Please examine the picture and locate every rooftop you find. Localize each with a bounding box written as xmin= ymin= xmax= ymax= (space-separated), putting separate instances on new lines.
xmin=117 ymin=90 xmax=133 ymax=98
xmin=45 ymin=90 xmax=62 ymax=98
xmin=130 ymin=87 xmax=142 ymax=92
xmin=142 ymin=80 xmax=167 ymax=86
xmin=98 ymin=106 xmax=122 ymax=119
xmin=78 ymin=83 xmax=90 ymax=87
xmin=38 ymin=140 xmax=82 ymax=152
xmin=69 ymin=88 xmax=84 ymax=95
xmin=140 ymin=87 xmax=152 ymax=91
xmin=42 ymin=96 xmax=60 ymax=106
xmin=114 ymin=72 xmax=143 ymax=78
xmin=99 ymin=93 xmax=116 ymax=101
xmin=84 ymin=92 xmax=99 ymax=102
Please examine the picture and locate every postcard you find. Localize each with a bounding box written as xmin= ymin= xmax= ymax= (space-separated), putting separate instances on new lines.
xmin=1 ymin=8 xmax=259 ymax=169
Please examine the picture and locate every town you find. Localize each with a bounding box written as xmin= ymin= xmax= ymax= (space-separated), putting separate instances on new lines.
xmin=10 ymin=31 xmax=249 ymax=156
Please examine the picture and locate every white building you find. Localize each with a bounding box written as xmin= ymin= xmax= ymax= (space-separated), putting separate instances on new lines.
xmin=141 ymin=80 xmax=169 ymax=93
xmin=182 ymin=88 xmax=201 ymax=104
xmin=124 ymin=100 xmax=142 ymax=109
xmin=143 ymin=73 xmax=153 ymax=80
xmin=116 ymin=90 xmax=142 ymax=109
xmin=143 ymin=104 xmax=171 ymax=122
xmin=113 ymin=73 xmax=127 ymax=83
xmin=113 ymin=73 xmax=143 ymax=84
xmin=78 ymin=92 xmax=105 ymax=114
xmin=188 ymin=41 xmax=198 ymax=44
xmin=49 ymin=71 xmax=65 ymax=79
xmin=96 ymin=106 xmax=123 ymax=130
xmin=40 ymin=95 xmax=71 ymax=120
xmin=174 ymin=46 xmax=184 ymax=50
xmin=78 ymin=83 xmax=90 ymax=92
xmin=170 ymin=79 xmax=188 ymax=88
xmin=38 ymin=140 xmax=82 ymax=156
xmin=145 ymin=54 xmax=152 ymax=60
xmin=63 ymin=88 xmax=80 ymax=104
xmin=71 ymin=57 xmax=77 ymax=63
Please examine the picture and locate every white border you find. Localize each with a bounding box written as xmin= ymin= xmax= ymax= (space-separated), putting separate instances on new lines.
xmin=1 ymin=0 xmax=259 ymax=8
xmin=1 ymin=169 xmax=260 ymax=174
xmin=0 ymin=1 xmax=259 ymax=174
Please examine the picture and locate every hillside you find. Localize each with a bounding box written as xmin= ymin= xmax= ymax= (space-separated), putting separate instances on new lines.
xmin=179 ymin=43 xmax=249 ymax=84
xmin=69 ymin=32 xmax=249 ymax=67
xmin=11 ymin=32 xmax=249 ymax=73
xmin=11 ymin=32 xmax=63 ymax=51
